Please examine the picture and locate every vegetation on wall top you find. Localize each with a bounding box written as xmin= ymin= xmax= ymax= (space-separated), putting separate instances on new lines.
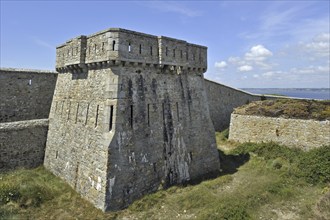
xmin=234 ymin=99 xmax=330 ymax=121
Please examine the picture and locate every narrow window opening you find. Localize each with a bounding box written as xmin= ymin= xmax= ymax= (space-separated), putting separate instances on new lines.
xmin=55 ymin=151 xmax=58 ymax=159
xmin=180 ymin=50 xmax=183 ymax=58
xmin=176 ymin=102 xmax=179 ymax=121
xmin=173 ymin=49 xmax=175 ymax=57
xmin=150 ymin=46 xmax=153 ymax=55
xmin=162 ymin=103 xmax=165 ymax=122
xmin=85 ymin=103 xmax=90 ymax=125
xmin=147 ymin=104 xmax=150 ymax=126
xmin=28 ymin=79 xmax=32 ymax=86
xmin=55 ymin=101 xmax=58 ymax=112
xmin=128 ymin=43 xmax=131 ymax=52
xmin=67 ymin=101 xmax=71 ymax=121
xmin=75 ymin=103 xmax=79 ymax=124
xmin=189 ymin=152 xmax=193 ymax=161
xmin=112 ymin=40 xmax=116 ymax=51
xmin=94 ymin=44 xmax=97 ymax=51
xmin=139 ymin=44 xmax=142 ymax=54
xmin=61 ymin=101 xmax=64 ymax=115
xmin=153 ymin=163 xmax=157 ymax=172
xmin=130 ymin=105 xmax=133 ymax=128
xmin=95 ymin=105 xmax=99 ymax=127
xmin=109 ymin=105 xmax=114 ymax=131
xmin=165 ymin=47 xmax=168 ymax=56
xmin=102 ymin=42 xmax=105 ymax=51
xmin=76 ymin=47 xmax=78 ymax=54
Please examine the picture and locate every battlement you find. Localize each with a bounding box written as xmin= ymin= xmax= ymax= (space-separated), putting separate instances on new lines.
xmin=56 ymin=28 xmax=207 ymax=73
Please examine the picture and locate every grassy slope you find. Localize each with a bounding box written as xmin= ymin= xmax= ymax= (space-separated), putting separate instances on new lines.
xmin=1 ymin=131 xmax=329 ymax=220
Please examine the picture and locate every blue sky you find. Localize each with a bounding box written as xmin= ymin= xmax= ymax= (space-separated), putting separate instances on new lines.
xmin=1 ymin=1 xmax=329 ymax=88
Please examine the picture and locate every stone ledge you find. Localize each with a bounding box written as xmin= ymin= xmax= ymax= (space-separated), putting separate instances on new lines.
xmin=0 ymin=67 xmax=57 ymax=74
xmin=0 ymin=119 xmax=49 ymax=130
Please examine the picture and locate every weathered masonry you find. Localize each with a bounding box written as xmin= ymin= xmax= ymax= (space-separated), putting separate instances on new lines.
xmin=0 ymin=68 xmax=57 ymax=172
xmin=44 ymin=28 xmax=220 ymax=211
xmin=0 ymin=68 xmax=57 ymax=123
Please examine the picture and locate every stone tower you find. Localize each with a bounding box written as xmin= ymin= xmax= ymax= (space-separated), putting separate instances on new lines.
xmin=44 ymin=28 xmax=220 ymax=211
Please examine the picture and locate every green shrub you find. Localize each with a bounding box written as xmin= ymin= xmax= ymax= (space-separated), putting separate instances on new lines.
xmin=297 ymin=145 xmax=330 ymax=184
xmin=232 ymin=143 xmax=330 ymax=185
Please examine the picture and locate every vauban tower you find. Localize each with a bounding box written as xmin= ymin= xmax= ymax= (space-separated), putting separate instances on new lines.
xmin=44 ymin=28 xmax=220 ymax=211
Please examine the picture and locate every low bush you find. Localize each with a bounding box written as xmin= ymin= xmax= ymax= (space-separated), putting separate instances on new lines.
xmin=231 ymin=143 xmax=330 ymax=184
xmin=297 ymin=145 xmax=330 ymax=184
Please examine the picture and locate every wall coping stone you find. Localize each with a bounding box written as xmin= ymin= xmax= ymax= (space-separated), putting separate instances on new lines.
xmin=0 ymin=67 xmax=57 ymax=74
xmin=204 ymin=78 xmax=314 ymax=100
xmin=0 ymin=119 xmax=49 ymax=131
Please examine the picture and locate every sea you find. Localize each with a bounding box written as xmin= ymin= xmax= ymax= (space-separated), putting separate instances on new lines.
xmin=241 ymin=88 xmax=330 ymax=100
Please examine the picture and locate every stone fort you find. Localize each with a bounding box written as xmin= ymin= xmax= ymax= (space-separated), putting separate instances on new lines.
xmin=0 ymin=28 xmax=268 ymax=211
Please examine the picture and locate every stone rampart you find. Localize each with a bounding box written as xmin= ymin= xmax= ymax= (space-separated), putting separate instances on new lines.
xmin=0 ymin=119 xmax=49 ymax=172
xmin=0 ymin=68 xmax=57 ymax=123
xmin=204 ymin=79 xmax=276 ymax=131
xmin=229 ymin=114 xmax=330 ymax=150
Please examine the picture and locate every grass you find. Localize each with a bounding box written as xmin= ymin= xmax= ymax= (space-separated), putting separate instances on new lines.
xmin=234 ymin=99 xmax=330 ymax=120
xmin=1 ymin=131 xmax=329 ymax=219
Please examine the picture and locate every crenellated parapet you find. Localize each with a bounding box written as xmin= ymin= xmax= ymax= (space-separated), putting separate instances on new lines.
xmin=56 ymin=28 xmax=207 ymax=73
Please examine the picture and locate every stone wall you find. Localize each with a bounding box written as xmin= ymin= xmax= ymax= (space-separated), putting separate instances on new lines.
xmin=0 ymin=119 xmax=49 ymax=172
xmin=0 ymin=68 xmax=57 ymax=123
xmin=229 ymin=114 xmax=330 ymax=150
xmin=204 ymin=79 xmax=267 ymax=131
xmin=44 ymin=28 xmax=220 ymax=212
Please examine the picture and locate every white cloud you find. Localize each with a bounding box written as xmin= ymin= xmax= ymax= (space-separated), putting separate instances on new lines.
xmin=215 ymin=61 xmax=227 ymax=69
xmin=228 ymin=56 xmax=247 ymax=66
xmin=238 ymin=65 xmax=253 ymax=72
xmin=228 ymin=56 xmax=240 ymax=63
xmin=144 ymin=2 xmax=202 ymax=17
xmin=245 ymin=45 xmax=273 ymax=61
xmin=262 ymin=71 xmax=275 ymax=77
xmin=303 ymin=33 xmax=330 ymax=57
xmin=290 ymin=65 xmax=329 ymax=75
xmin=253 ymin=74 xmax=259 ymax=78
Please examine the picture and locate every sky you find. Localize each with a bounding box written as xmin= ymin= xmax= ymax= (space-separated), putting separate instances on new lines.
xmin=0 ymin=1 xmax=329 ymax=88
